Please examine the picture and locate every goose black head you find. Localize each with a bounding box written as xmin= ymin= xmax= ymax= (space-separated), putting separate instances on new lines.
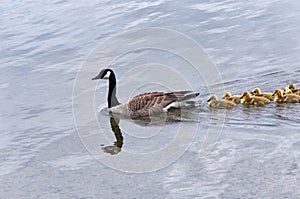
xmin=92 ymin=69 xmax=114 ymax=80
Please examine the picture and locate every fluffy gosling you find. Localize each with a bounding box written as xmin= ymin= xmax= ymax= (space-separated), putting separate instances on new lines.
xmin=240 ymin=91 xmax=270 ymax=106
xmin=288 ymin=84 xmax=300 ymax=95
xmin=251 ymin=88 xmax=274 ymax=101
xmin=283 ymin=87 xmax=293 ymax=95
xmin=207 ymin=95 xmax=237 ymax=109
xmin=273 ymin=89 xmax=300 ymax=103
xmin=222 ymin=92 xmax=241 ymax=104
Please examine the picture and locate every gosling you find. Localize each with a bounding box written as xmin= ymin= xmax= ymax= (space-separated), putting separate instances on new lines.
xmin=283 ymin=87 xmax=293 ymax=95
xmin=222 ymin=92 xmax=241 ymax=104
xmin=251 ymin=88 xmax=274 ymax=101
xmin=273 ymin=89 xmax=300 ymax=103
xmin=288 ymin=84 xmax=300 ymax=95
xmin=207 ymin=95 xmax=237 ymax=109
xmin=240 ymin=91 xmax=270 ymax=106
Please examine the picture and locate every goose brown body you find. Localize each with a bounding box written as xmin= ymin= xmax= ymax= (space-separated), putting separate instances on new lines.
xmin=240 ymin=91 xmax=270 ymax=106
xmin=273 ymin=89 xmax=300 ymax=103
xmin=122 ymin=91 xmax=198 ymax=118
xmin=251 ymin=88 xmax=274 ymax=101
xmin=223 ymin=92 xmax=241 ymax=104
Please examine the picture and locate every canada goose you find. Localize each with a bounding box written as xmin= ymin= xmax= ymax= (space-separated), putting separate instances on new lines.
xmin=240 ymin=91 xmax=270 ymax=106
xmin=207 ymin=95 xmax=236 ymax=109
xmin=92 ymin=69 xmax=199 ymax=118
xmin=251 ymin=88 xmax=274 ymax=101
xmin=288 ymin=84 xmax=300 ymax=95
xmin=222 ymin=92 xmax=241 ymax=104
xmin=272 ymin=89 xmax=300 ymax=103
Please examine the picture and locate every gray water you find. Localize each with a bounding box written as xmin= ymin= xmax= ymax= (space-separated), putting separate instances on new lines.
xmin=1 ymin=0 xmax=300 ymax=198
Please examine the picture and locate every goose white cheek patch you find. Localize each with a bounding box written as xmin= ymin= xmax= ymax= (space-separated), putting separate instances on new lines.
xmin=103 ymin=71 xmax=111 ymax=79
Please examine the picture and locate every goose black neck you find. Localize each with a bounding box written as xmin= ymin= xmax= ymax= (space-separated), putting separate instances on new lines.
xmin=107 ymin=72 xmax=120 ymax=108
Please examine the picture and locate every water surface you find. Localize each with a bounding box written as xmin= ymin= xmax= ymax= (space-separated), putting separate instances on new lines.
xmin=1 ymin=0 xmax=300 ymax=198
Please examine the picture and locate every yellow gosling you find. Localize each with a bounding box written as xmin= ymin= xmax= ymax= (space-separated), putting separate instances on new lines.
xmin=251 ymin=88 xmax=274 ymax=101
xmin=207 ymin=95 xmax=236 ymax=109
xmin=283 ymin=87 xmax=293 ymax=94
xmin=288 ymin=84 xmax=300 ymax=95
xmin=240 ymin=91 xmax=270 ymax=106
xmin=273 ymin=89 xmax=300 ymax=103
xmin=222 ymin=92 xmax=241 ymax=104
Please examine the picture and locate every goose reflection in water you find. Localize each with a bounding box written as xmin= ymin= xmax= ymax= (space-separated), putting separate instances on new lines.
xmin=101 ymin=116 xmax=123 ymax=155
xmin=100 ymin=107 xmax=200 ymax=155
xmin=101 ymin=113 xmax=171 ymax=155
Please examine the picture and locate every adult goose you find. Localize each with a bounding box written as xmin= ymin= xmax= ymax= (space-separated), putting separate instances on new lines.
xmin=92 ymin=69 xmax=199 ymax=118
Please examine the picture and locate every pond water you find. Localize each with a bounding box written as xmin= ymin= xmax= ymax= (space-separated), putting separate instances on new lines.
xmin=1 ymin=0 xmax=300 ymax=198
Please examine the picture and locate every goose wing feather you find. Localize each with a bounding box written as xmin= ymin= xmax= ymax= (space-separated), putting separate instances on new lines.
xmin=128 ymin=91 xmax=198 ymax=117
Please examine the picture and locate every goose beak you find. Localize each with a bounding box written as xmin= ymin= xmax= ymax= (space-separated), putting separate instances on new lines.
xmin=91 ymin=75 xmax=101 ymax=80
xmin=222 ymin=96 xmax=225 ymax=99
xmin=207 ymin=98 xmax=211 ymax=102
xmin=272 ymin=93 xmax=275 ymax=96
xmin=250 ymin=92 xmax=254 ymax=95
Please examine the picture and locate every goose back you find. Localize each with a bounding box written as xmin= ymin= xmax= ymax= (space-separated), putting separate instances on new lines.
xmin=111 ymin=91 xmax=199 ymax=118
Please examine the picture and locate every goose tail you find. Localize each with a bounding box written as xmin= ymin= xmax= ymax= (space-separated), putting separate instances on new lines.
xmin=163 ymin=91 xmax=200 ymax=111
xmin=178 ymin=91 xmax=200 ymax=102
